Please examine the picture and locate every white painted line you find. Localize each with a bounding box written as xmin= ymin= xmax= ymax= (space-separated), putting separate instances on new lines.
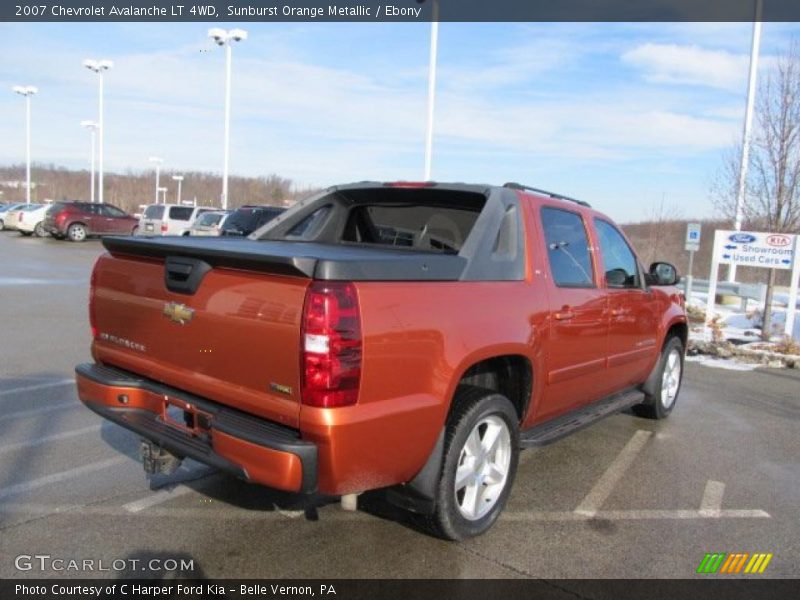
xmin=0 ymin=401 xmax=78 ymax=423
xmin=0 ymin=425 xmax=101 ymax=455
xmin=0 ymin=379 xmax=74 ymax=397
xmin=502 ymin=508 xmax=770 ymax=522
xmin=0 ymin=457 xmax=127 ymax=501
xmin=699 ymin=480 xmax=725 ymax=517
xmin=122 ymin=485 xmax=196 ymax=513
xmin=574 ymin=430 xmax=652 ymax=517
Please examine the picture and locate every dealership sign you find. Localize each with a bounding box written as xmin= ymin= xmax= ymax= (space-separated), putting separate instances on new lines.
xmin=706 ymin=230 xmax=799 ymax=339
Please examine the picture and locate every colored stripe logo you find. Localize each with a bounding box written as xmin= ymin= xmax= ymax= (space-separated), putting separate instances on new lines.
xmin=697 ymin=552 xmax=773 ymax=574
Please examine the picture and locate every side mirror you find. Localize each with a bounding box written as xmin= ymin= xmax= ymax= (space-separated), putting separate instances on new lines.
xmin=647 ymin=262 xmax=680 ymax=286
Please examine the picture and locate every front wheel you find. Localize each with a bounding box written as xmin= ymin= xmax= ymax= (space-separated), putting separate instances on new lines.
xmin=634 ymin=336 xmax=684 ymax=420
xmin=426 ymin=387 xmax=519 ymax=540
xmin=67 ymin=223 xmax=87 ymax=242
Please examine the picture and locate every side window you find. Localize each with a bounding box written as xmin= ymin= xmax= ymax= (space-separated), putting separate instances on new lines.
xmin=540 ymin=207 xmax=595 ymax=287
xmin=594 ymin=219 xmax=640 ymax=288
xmin=168 ymin=207 xmax=193 ymax=221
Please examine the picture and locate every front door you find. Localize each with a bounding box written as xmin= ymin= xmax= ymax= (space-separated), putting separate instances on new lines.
xmin=539 ymin=206 xmax=608 ymax=420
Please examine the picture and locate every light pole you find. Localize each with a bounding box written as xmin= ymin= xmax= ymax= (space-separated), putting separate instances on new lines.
xmin=12 ymin=85 xmax=37 ymax=204
xmin=80 ymin=120 xmax=99 ymax=203
xmin=149 ymin=156 xmax=163 ymax=204
xmin=208 ymin=27 xmax=248 ymax=210
xmin=158 ymin=186 xmax=168 ymax=204
xmin=729 ymin=0 xmax=763 ymax=283
xmin=83 ymin=59 xmax=113 ymax=205
xmin=172 ymin=175 xmax=184 ymax=205
xmin=423 ymin=0 xmax=439 ymax=181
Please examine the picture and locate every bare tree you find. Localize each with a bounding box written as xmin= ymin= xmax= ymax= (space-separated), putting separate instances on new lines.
xmin=712 ymin=41 xmax=800 ymax=339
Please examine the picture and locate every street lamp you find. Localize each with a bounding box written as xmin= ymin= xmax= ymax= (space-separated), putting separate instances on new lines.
xmin=80 ymin=120 xmax=99 ymax=203
xmin=157 ymin=186 xmax=168 ymax=204
xmin=149 ymin=156 xmax=163 ymax=204
xmin=423 ymin=0 xmax=439 ymax=181
xmin=172 ymin=175 xmax=184 ymax=205
xmin=12 ymin=85 xmax=38 ymax=204
xmin=207 ymin=27 xmax=248 ymax=210
xmin=83 ymin=59 xmax=113 ymax=205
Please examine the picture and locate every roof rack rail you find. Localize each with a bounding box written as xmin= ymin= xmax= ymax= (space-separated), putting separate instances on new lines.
xmin=503 ymin=182 xmax=591 ymax=208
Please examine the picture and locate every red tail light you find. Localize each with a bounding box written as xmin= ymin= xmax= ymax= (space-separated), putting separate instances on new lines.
xmin=301 ymin=281 xmax=362 ymax=408
xmin=161 ymin=223 xmax=168 ymax=233
xmin=19 ymin=212 xmax=24 ymax=223
xmin=89 ymin=259 xmax=100 ymax=340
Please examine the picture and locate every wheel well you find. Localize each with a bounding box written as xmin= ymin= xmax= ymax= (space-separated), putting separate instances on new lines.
xmin=666 ymin=321 xmax=688 ymax=349
xmin=456 ymin=355 xmax=532 ymax=421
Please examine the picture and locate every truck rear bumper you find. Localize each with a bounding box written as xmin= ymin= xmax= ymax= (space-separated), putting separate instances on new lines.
xmin=75 ymin=363 xmax=317 ymax=494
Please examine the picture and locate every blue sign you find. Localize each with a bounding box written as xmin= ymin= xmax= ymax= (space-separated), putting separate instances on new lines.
xmin=728 ymin=233 xmax=757 ymax=244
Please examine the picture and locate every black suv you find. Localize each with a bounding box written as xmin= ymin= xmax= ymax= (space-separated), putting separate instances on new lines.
xmin=220 ymin=205 xmax=285 ymax=237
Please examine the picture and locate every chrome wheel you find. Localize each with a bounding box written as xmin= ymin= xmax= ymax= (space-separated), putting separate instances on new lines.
xmin=454 ymin=415 xmax=511 ymax=521
xmin=661 ymin=348 xmax=682 ymax=409
xmin=68 ymin=224 xmax=86 ymax=242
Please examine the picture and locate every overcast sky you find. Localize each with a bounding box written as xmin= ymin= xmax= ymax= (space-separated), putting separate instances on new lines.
xmin=1 ymin=22 xmax=799 ymax=222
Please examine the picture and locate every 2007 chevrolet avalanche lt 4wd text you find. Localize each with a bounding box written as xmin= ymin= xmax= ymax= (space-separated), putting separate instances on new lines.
xmin=75 ymin=181 xmax=687 ymax=540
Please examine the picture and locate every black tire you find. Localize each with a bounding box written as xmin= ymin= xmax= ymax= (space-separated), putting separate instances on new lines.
xmin=425 ymin=386 xmax=519 ymax=540
xmin=131 ymin=226 xmax=138 ymax=236
xmin=634 ymin=336 xmax=684 ymax=420
xmin=67 ymin=223 xmax=88 ymax=242
xmin=34 ymin=221 xmax=49 ymax=238
xmin=0 ymin=219 xmax=4 ymax=231
xmin=19 ymin=230 xmax=33 ymax=237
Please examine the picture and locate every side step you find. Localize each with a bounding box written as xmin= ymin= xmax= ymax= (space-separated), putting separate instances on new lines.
xmin=519 ymin=388 xmax=643 ymax=448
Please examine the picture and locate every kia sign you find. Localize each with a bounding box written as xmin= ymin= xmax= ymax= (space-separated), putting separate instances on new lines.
xmin=716 ymin=230 xmax=795 ymax=270
xmin=706 ymin=229 xmax=800 ymax=340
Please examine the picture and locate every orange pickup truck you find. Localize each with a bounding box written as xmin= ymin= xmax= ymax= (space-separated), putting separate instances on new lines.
xmin=76 ymin=181 xmax=687 ymax=539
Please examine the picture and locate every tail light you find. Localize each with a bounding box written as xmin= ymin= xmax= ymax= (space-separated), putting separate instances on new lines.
xmin=161 ymin=223 xmax=168 ymax=233
xmin=19 ymin=212 xmax=24 ymax=223
xmin=89 ymin=259 xmax=100 ymax=339
xmin=301 ymin=281 xmax=362 ymax=408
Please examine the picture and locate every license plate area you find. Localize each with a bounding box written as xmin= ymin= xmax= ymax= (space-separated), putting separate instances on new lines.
xmin=145 ymin=223 xmax=154 ymax=232
xmin=161 ymin=396 xmax=212 ymax=440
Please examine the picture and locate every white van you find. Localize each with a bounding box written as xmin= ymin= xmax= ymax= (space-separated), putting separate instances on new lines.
xmin=138 ymin=204 xmax=219 ymax=236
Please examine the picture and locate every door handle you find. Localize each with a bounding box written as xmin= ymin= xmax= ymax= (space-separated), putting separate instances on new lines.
xmin=554 ymin=309 xmax=576 ymax=321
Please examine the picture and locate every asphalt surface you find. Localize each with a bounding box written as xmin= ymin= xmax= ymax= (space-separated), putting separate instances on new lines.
xmin=0 ymin=230 xmax=798 ymax=580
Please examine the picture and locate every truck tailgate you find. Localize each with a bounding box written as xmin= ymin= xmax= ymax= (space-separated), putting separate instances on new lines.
xmin=91 ymin=252 xmax=307 ymax=428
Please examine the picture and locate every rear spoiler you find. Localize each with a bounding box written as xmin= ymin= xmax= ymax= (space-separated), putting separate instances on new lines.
xmin=102 ymin=236 xmax=467 ymax=282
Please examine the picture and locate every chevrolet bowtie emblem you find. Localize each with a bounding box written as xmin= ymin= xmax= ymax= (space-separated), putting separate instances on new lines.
xmin=163 ymin=302 xmax=194 ymax=325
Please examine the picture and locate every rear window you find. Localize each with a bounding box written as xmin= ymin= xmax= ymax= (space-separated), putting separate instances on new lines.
xmin=144 ymin=205 xmax=164 ymax=219
xmin=168 ymin=207 xmax=194 ymax=221
xmin=225 ymin=207 xmax=284 ymax=233
xmin=196 ymin=212 xmax=224 ymax=226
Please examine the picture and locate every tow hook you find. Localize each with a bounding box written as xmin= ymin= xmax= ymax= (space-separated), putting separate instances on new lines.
xmin=140 ymin=441 xmax=182 ymax=476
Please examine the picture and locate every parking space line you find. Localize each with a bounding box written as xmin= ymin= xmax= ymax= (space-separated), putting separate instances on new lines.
xmin=699 ymin=480 xmax=725 ymax=517
xmin=0 ymin=379 xmax=74 ymax=397
xmin=502 ymin=508 xmax=770 ymax=521
xmin=122 ymin=485 xmax=196 ymax=513
xmin=0 ymin=457 xmax=127 ymax=501
xmin=574 ymin=430 xmax=652 ymax=517
xmin=0 ymin=401 xmax=78 ymax=423
xmin=0 ymin=425 xmax=102 ymax=456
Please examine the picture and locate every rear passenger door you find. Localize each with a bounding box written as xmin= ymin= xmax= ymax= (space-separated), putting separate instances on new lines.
xmin=593 ymin=218 xmax=660 ymax=389
xmin=539 ymin=206 xmax=608 ymax=418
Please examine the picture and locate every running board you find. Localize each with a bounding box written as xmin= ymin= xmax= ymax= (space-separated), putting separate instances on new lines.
xmin=519 ymin=388 xmax=643 ymax=448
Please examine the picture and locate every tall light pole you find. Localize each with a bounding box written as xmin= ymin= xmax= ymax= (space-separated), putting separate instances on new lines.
xmin=83 ymin=59 xmax=113 ymax=205
xmin=149 ymin=156 xmax=163 ymax=204
xmin=729 ymin=0 xmax=763 ymax=282
xmin=158 ymin=186 xmax=168 ymax=204
xmin=12 ymin=85 xmax=37 ymax=204
xmin=423 ymin=1 xmax=440 ymax=181
xmin=80 ymin=120 xmax=99 ymax=203
xmin=208 ymin=27 xmax=248 ymax=210
xmin=172 ymin=175 xmax=184 ymax=205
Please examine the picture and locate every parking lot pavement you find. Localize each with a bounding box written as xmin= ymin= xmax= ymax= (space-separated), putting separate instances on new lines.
xmin=0 ymin=231 xmax=798 ymax=579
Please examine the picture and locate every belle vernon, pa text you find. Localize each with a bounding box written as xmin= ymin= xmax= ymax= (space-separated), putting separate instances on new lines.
xmin=16 ymin=584 xmax=338 ymax=597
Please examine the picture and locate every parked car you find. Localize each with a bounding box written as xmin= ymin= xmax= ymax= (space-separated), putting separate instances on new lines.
xmin=15 ymin=203 xmax=51 ymax=237
xmin=0 ymin=203 xmax=28 ymax=231
xmin=76 ymin=181 xmax=686 ymax=541
xmin=220 ymin=205 xmax=286 ymax=237
xmin=3 ymin=204 xmax=43 ymax=232
xmin=189 ymin=210 xmax=231 ymax=236
xmin=138 ymin=204 xmax=218 ymax=236
xmin=44 ymin=201 xmax=139 ymax=242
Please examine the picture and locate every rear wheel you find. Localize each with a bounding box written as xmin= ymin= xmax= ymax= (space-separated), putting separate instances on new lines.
xmin=67 ymin=223 xmax=87 ymax=242
xmin=19 ymin=231 xmax=33 ymax=237
xmin=634 ymin=336 xmax=684 ymax=420
xmin=130 ymin=226 xmax=138 ymax=236
xmin=34 ymin=221 xmax=49 ymax=238
xmin=426 ymin=386 xmax=519 ymax=540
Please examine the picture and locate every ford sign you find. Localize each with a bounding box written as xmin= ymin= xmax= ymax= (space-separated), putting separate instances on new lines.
xmin=728 ymin=233 xmax=757 ymax=244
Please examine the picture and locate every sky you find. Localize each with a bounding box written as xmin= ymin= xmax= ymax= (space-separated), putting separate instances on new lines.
xmin=1 ymin=21 xmax=799 ymax=222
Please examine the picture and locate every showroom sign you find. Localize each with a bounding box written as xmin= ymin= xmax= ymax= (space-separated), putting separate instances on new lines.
xmin=706 ymin=230 xmax=799 ymax=338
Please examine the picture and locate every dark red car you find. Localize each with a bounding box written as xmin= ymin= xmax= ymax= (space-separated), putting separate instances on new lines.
xmin=44 ymin=201 xmax=139 ymax=242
